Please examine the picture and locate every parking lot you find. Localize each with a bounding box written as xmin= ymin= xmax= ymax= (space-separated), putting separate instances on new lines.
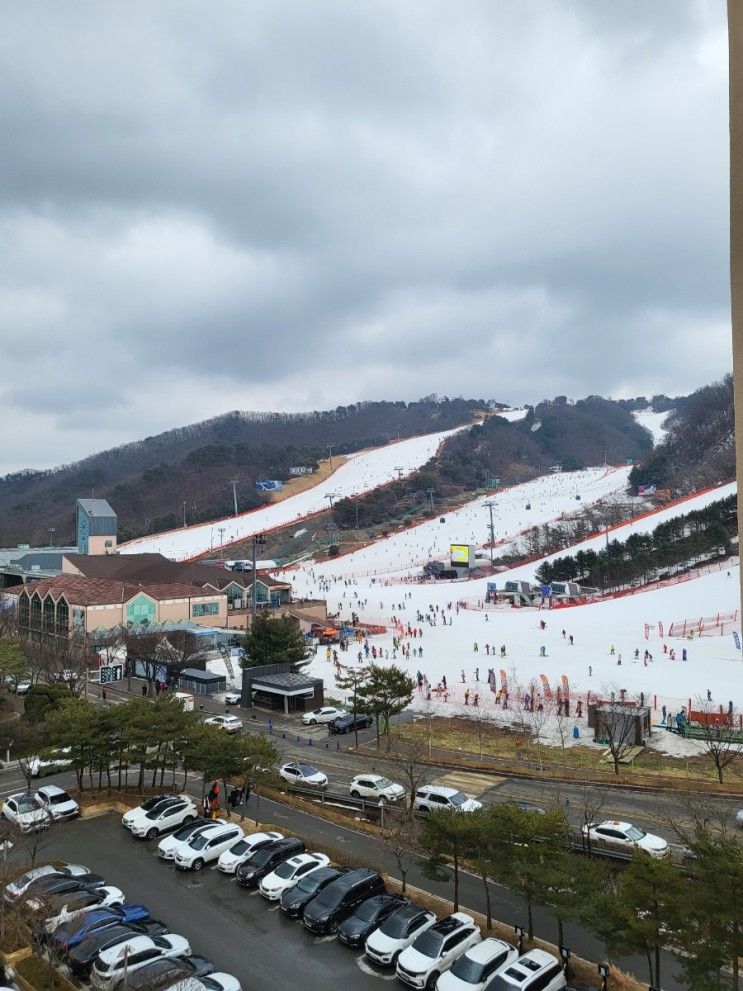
xmin=42 ymin=814 xmax=389 ymax=991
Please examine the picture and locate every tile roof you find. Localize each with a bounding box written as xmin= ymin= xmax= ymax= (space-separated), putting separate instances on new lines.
xmin=17 ymin=574 xmax=222 ymax=606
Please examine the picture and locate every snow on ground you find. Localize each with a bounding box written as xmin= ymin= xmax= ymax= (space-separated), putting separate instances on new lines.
xmin=495 ymin=408 xmax=529 ymax=422
xmin=633 ymin=407 xmax=672 ymax=447
xmin=120 ymin=423 xmax=469 ymax=560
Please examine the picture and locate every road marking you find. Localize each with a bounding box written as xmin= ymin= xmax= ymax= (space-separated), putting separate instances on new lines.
xmin=313 ymin=934 xmax=338 ymax=944
xmin=356 ymin=956 xmax=396 ymax=981
xmin=432 ymin=771 xmax=504 ymax=797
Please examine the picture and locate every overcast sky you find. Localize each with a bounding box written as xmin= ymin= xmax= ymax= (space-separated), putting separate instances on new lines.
xmin=0 ymin=1 xmax=730 ymax=474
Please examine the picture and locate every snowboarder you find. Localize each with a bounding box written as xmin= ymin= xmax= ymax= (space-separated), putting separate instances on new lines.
xmin=464 ymin=689 xmax=470 ymax=706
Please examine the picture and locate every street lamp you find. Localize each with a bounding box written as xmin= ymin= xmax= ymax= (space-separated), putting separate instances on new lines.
xmin=598 ymin=962 xmax=610 ymax=991
xmin=514 ymin=924 xmax=525 ymax=954
xmin=377 ymin=797 xmax=385 ymax=830
xmin=484 ymin=501 xmax=496 ymax=565
xmin=559 ymin=946 xmax=572 ymax=980
xmin=252 ymin=534 xmax=267 ymax=623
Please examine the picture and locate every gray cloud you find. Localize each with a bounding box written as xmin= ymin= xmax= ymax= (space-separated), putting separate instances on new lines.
xmin=0 ymin=0 xmax=730 ymax=473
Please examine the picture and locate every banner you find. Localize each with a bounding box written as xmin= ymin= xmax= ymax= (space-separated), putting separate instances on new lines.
xmin=561 ymin=674 xmax=570 ymax=698
xmin=734 ymin=631 xmax=741 ymax=651
xmin=499 ymin=669 xmax=507 ymax=691
xmin=644 ymin=623 xmax=650 ymax=640
xmin=658 ymin=621 xmax=664 ymax=638
xmin=539 ymin=674 xmax=552 ymax=698
xmin=255 ymin=479 xmax=283 ymax=491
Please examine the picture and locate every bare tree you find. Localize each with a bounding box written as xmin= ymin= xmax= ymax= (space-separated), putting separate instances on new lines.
xmin=376 ymin=808 xmax=421 ymax=894
xmin=382 ymin=731 xmax=431 ymax=811
xmin=594 ymin=690 xmax=642 ymax=776
xmin=573 ymin=783 xmax=609 ymax=857
xmin=690 ymin=699 xmax=741 ymax=784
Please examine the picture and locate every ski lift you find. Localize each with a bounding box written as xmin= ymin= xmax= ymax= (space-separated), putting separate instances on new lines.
xmin=525 ymin=503 xmax=531 ymax=510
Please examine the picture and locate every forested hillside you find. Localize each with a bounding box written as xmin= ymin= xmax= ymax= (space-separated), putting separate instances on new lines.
xmin=629 ymin=375 xmax=734 ymax=495
xmin=0 ymin=398 xmax=483 ymax=546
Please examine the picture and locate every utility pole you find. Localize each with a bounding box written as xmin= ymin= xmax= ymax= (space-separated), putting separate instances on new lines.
xmin=230 ymin=478 xmax=239 ymax=517
xmin=426 ymin=489 xmax=435 ymax=512
xmin=218 ymin=527 xmax=226 ymax=547
xmin=354 ymin=501 xmax=360 ymax=530
xmin=327 ymin=445 xmax=334 ymax=469
xmin=394 ymin=466 xmax=404 ymax=481
xmin=48 ymin=527 xmax=55 ymax=548
xmin=252 ymin=533 xmax=267 ymax=624
xmin=183 ymin=501 xmax=187 ymax=527
xmin=325 ymin=492 xmax=337 ymax=512
xmin=484 ymin=501 xmax=496 ymax=565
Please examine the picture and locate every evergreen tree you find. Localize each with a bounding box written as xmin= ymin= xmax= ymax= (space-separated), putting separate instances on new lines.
xmin=356 ymin=664 xmax=416 ymax=749
xmin=241 ymin=614 xmax=310 ymax=673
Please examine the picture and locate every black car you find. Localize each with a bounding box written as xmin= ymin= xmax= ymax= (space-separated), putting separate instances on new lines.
xmin=68 ymin=923 xmax=173 ymax=977
xmin=22 ymin=874 xmax=106 ymax=902
xmin=302 ymin=868 xmax=386 ymax=935
xmin=122 ymin=956 xmax=214 ymax=991
xmin=235 ymin=837 xmax=306 ymax=888
xmin=280 ymin=867 xmax=349 ymax=919
xmin=332 ymin=713 xmax=373 ymax=735
xmin=337 ymin=894 xmax=407 ymax=947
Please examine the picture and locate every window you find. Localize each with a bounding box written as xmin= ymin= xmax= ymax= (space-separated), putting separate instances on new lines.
xmin=192 ymin=602 xmax=219 ymax=617
xmin=126 ymin=595 xmax=156 ymax=626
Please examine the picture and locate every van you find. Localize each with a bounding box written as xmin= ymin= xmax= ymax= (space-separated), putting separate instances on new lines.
xmin=302 ymin=868 xmax=385 ymax=935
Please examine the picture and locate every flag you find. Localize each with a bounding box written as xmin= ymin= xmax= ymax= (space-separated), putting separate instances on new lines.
xmin=658 ymin=621 xmax=664 ymax=638
xmin=644 ymin=623 xmax=650 ymax=640
xmin=561 ymin=674 xmax=570 ymax=698
xmin=539 ymin=674 xmax=552 ymax=698
xmin=499 ymin=669 xmax=508 ymax=691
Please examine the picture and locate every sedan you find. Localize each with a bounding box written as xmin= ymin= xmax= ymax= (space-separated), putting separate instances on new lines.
xmin=259 ymin=853 xmax=330 ymax=900
xmin=68 ymin=924 xmax=174 ymax=977
xmin=2 ymin=792 xmax=51 ymax=832
xmin=302 ymin=706 xmax=346 ymax=726
xmin=338 ymin=894 xmax=407 ymax=947
xmin=42 ymin=887 xmax=126 ymax=934
xmin=158 ymin=820 xmax=217 ymax=861
xmin=332 ymin=713 xmax=373 ymax=734
xmin=217 ymin=831 xmax=284 ymax=874
xmin=21 ymin=874 xmax=107 ymax=903
xmin=278 ymin=762 xmax=328 ymax=789
xmin=174 ymin=822 xmax=245 ymax=871
xmin=4 ymin=864 xmax=90 ymax=906
xmin=128 ymin=797 xmax=198 ymax=840
xmin=35 ymin=785 xmax=80 ymax=821
xmin=91 ymin=933 xmax=191 ymax=989
xmin=581 ymin=820 xmax=670 ymax=859
xmin=53 ymin=905 xmax=155 ymax=952
xmin=121 ymin=954 xmax=215 ymax=990
xmin=203 ymin=715 xmax=243 ymax=734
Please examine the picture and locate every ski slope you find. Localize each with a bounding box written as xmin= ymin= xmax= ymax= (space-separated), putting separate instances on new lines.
xmin=120 ymin=424 xmax=469 ymax=560
xmin=632 ymin=408 xmax=671 ymax=447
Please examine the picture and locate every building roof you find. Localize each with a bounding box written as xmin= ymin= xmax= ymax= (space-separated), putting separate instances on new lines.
xmin=63 ymin=553 xmax=254 ymax=590
xmin=77 ymin=498 xmax=117 ymax=518
xmin=250 ymin=671 xmax=317 ymax=693
xmin=17 ymin=574 xmax=224 ymax=607
xmin=179 ymin=668 xmax=225 ymax=682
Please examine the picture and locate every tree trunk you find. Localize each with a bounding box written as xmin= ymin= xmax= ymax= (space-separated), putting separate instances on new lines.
xmin=527 ymin=896 xmax=534 ymax=941
xmin=481 ymin=870 xmax=492 ymax=929
xmin=557 ymin=917 xmax=564 ymax=951
xmin=654 ymin=943 xmax=661 ymax=989
xmin=452 ymin=854 xmax=459 ymax=913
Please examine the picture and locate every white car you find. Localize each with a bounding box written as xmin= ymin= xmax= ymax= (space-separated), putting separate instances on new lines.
xmin=121 ymin=795 xmax=187 ymax=832
xmin=437 ymin=938 xmax=519 ymax=991
xmin=396 ymin=913 xmax=481 ymax=989
xmin=127 ymin=797 xmax=198 ymax=840
xmin=174 ymin=822 xmax=245 ymax=871
xmin=26 ymin=748 xmax=73 ymax=777
xmin=736 ymin=808 xmax=743 ymax=828
xmin=203 ymin=714 xmax=243 ymax=734
xmin=364 ymin=903 xmax=437 ymax=968
xmin=258 ymin=853 xmax=330 ymax=900
xmin=350 ymin=774 xmax=405 ymax=804
xmin=224 ymin=692 xmax=242 ymax=705
xmin=217 ymin=830 xmax=284 ymax=873
xmin=485 ymin=949 xmax=566 ymax=991
xmin=278 ymin=761 xmax=328 ymax=789
xmin=413 ymin=786 xmax=483 ymax=814
xmin=302 ymin=706 xmax=346 ymax=725
xmin=158 ymin=820 xmax=219 ymax=861
xmin=91 ymin=933 xmax=192 ymax=989
xmin=3 ymin=863 xmax=90 ymax=905
xmin=40 ymin=886 xmax=126 ymax=933
xmin=34 ymin=785 xmax=80 ymax=821
xmin=581 ymin=820 xmax=669 ymax=859
xmin=169 ymin=975 xmax=242 ymax=991
xmin=2 ymin=792 xmax=51 ymax=832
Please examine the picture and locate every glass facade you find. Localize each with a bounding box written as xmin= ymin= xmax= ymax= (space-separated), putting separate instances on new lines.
xmin=126 ymin=594 xmax=156 ymax=626
xmin=192 ymin=602 xmax=219 ymax=617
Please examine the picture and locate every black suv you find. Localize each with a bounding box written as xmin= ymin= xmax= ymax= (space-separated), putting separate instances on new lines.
xmin=302 ymin=868 xmax=385 ymax=935
xmin=235 ymin=837 xmax=305 ymax=888
xmin=332 ymin=713 xmax=373 ymax=735
xmin=337 ymin=893 xmax=407 ymax=947
xmin=280 ymin=867 xmax=349 ymax=919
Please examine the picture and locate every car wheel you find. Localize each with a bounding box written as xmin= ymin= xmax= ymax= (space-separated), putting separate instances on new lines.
xmin=391 ymin=951 xmax=400 ymax=968
xmin=146 ymin=827 xmax=159 ymax=840
xmin=378 ymin=796 xmax=387 ymax=805
xmin=350 ymin=790 xmax=361 ymax=799
xmin=308 ymin=718 xmax=317 ymax=725
xmin=183 ymin=815 xmax=195 ymax=824
xmin=192 ymin=858 xmax=204 ymax=871
xmin=426 ymin=972 xmax=439 ymax=990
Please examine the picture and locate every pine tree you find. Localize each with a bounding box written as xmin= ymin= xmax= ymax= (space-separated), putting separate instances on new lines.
xmin=240 ymin=614 xmax=310 ymax=673
xmin=356 ymin=664 xmax=416 ymax=749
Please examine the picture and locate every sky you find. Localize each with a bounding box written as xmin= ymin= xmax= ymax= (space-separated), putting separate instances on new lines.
xmin=0 ymin=0 xmax=731 ymax=474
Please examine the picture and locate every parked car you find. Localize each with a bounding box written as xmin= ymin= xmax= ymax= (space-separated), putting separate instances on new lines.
xmin=21 ymin=874 xmax=107 ymax=904
xmin=337 ymin=893 xmax=407 ymax=947
xmin=2 ymin=792 xmax=51 ymax=832
xmin=166 ymin=974 xmax=242 ymax=991
xmin=413 ymin=786 xmax=483 ymax=814
xmin=396 ymin=913 xmax=481 ymax=989
xmin=34 ymin=785 xmax=80 ymax=821
xmin=223 ymin=692 xmax=242 ymax=705
xmin=349 ymin=774 xmax=405 ymax=804
xmin=203 ymin=715 xmax=242 ymax=734
xmin=302 ymin=868 xmax=386 ymax=935
xmin=279 ymin=867 xmax=349 ymax=919
xmin=121 ymin=796 xmax=177 ymax=830
xmin=124 ymin=797 xmax=197 ymax=839
xmin=278 ymin=762 xmax=328 ymax=789
xmin=121 ymin=956 xmax=215 ymax=991
xmin=4 ymin=863 xmax=90 ymax=905
xmin=217 ymin=831 xmax=284 ymax=874
xmin=235 ymin=837 xmax=306 ymax=888
xmin=484 ymin=949 xmax=566 ymax=991
xmin=258 ymin=853 xmax=329 ymax=900
xmin=157 ymin=820 xmax=218 ymax=861
xmin=41 ymin=888 xmax=127 ymax=934
xmin=332 ymin=712 xmax=373 ymax=734
xmin=91 ymin=933 xmax=192 ymax=989
xmin=174 ymin=822 xmax=245 ymax=871
xmin=364 ymin=903 xmax=437 ymax=968
xmin=736 ymin=807 xmax=743 ymax=828
xmin=302 ymin=706 xmax=346 ymax=726
xmin=52 ymin=905 xmax=156 ymax=952
xmin=581 ymin=820 xmax=669 ymax=859
xmin=26 ymin=748 xmax=73 ymax=778
xmin=437 ymin=937 xmax=518 ymax=991
xmin=68 ymin=923 xmax=176 ymax=976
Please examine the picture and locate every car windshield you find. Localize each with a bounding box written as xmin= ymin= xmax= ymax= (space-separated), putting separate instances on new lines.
xmin=486 ymin=977 xmax=514 ymax=991
xmin=189 ymin=833 xmax=214 ymax=850
xmin=296 ymin=872 xmax=327 ymax=894
xmin=174 ymin=823 xmax=200 ymax=840
xmin=372 ymin=778 xmax=394 ymax=790
xmin=47 ymin=792 xmax=73 ymax=805
xmin=448 ymin=792 xmax=468 ymax=807
xmin=314 ymin=886 xmax=342 ymax=908
xmin=450 ymin=954 xmax=487 ymax=983
xmin=412 ymin=930 xmax=444 ymax=957
xmin=250 ymin=847 xmax=276 ymax=867
xmin=17 ymin=797 xmax=39 ymax=814
xmin=228 ymin=839 xmax=251 ymax=855
xmin=380 ymin=911 xmax=416 ymax=938
xmin=626 ymin=826 xmax=646 ymax=841
xmin=297 ymin=765 xmax=317 ymax=776
xmin=274 ymin=860 xmax=298 ymax=879
xmin=356 ymin=900 xmax=383 ymax=922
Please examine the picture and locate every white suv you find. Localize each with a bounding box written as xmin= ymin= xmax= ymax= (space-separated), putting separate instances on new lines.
xmin=34 ymin=785 xmax=80 ymax=821
xmin=2 ymin=792 xmax=51 ymax=832
xmin=413 ymin=786 xmax=482 ymax=814
xmin=485 ymin=950 xmax=566 ymax=991
xmin=158 ymin=820 xmax=218 ymax=861
xmin=217 ymin=831 xmax=284 ymax=874
xmin=174 ymin=822 xmax=245 ymax=871
xmin=127 ymin=797 xmax=198 ymax=840
xmin=364 ymin=903 xmax=436 ymax=968
xmin=91 ymin=933 xmax=192 ymax=989
xmin=258 ymin=853 xmax=330 ymax=900
xmin=396 ymin=913 xmax=481 ymax=988
xmin=349 ymin=774 xmax=405 ymax=803
xmin=581 ymin=820 xmax=669 ymax=859
xmin=437 ymin=937 xmax=518 ymax=991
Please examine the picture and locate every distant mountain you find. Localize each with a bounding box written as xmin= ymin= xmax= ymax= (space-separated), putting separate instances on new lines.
xmin=0 ymin=398 xmax=484 ymax=546
xmin=629 ymin=375 xmax=734 ymax=495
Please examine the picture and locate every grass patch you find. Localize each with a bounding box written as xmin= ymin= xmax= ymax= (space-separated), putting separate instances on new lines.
xmin=15 ymin=953 xmax=71 ymax=991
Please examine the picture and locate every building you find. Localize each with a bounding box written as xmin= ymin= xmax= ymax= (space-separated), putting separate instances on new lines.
xmin=76 ymin=499 xmax=118 ymax=555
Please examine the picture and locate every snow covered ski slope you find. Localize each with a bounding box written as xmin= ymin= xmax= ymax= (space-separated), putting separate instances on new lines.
xmin=120 ymin=423 xmax=469 ymax=560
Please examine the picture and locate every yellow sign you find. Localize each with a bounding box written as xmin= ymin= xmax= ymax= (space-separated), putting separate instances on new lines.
xmin=450 ymin=544 xmax=470 ymax=565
